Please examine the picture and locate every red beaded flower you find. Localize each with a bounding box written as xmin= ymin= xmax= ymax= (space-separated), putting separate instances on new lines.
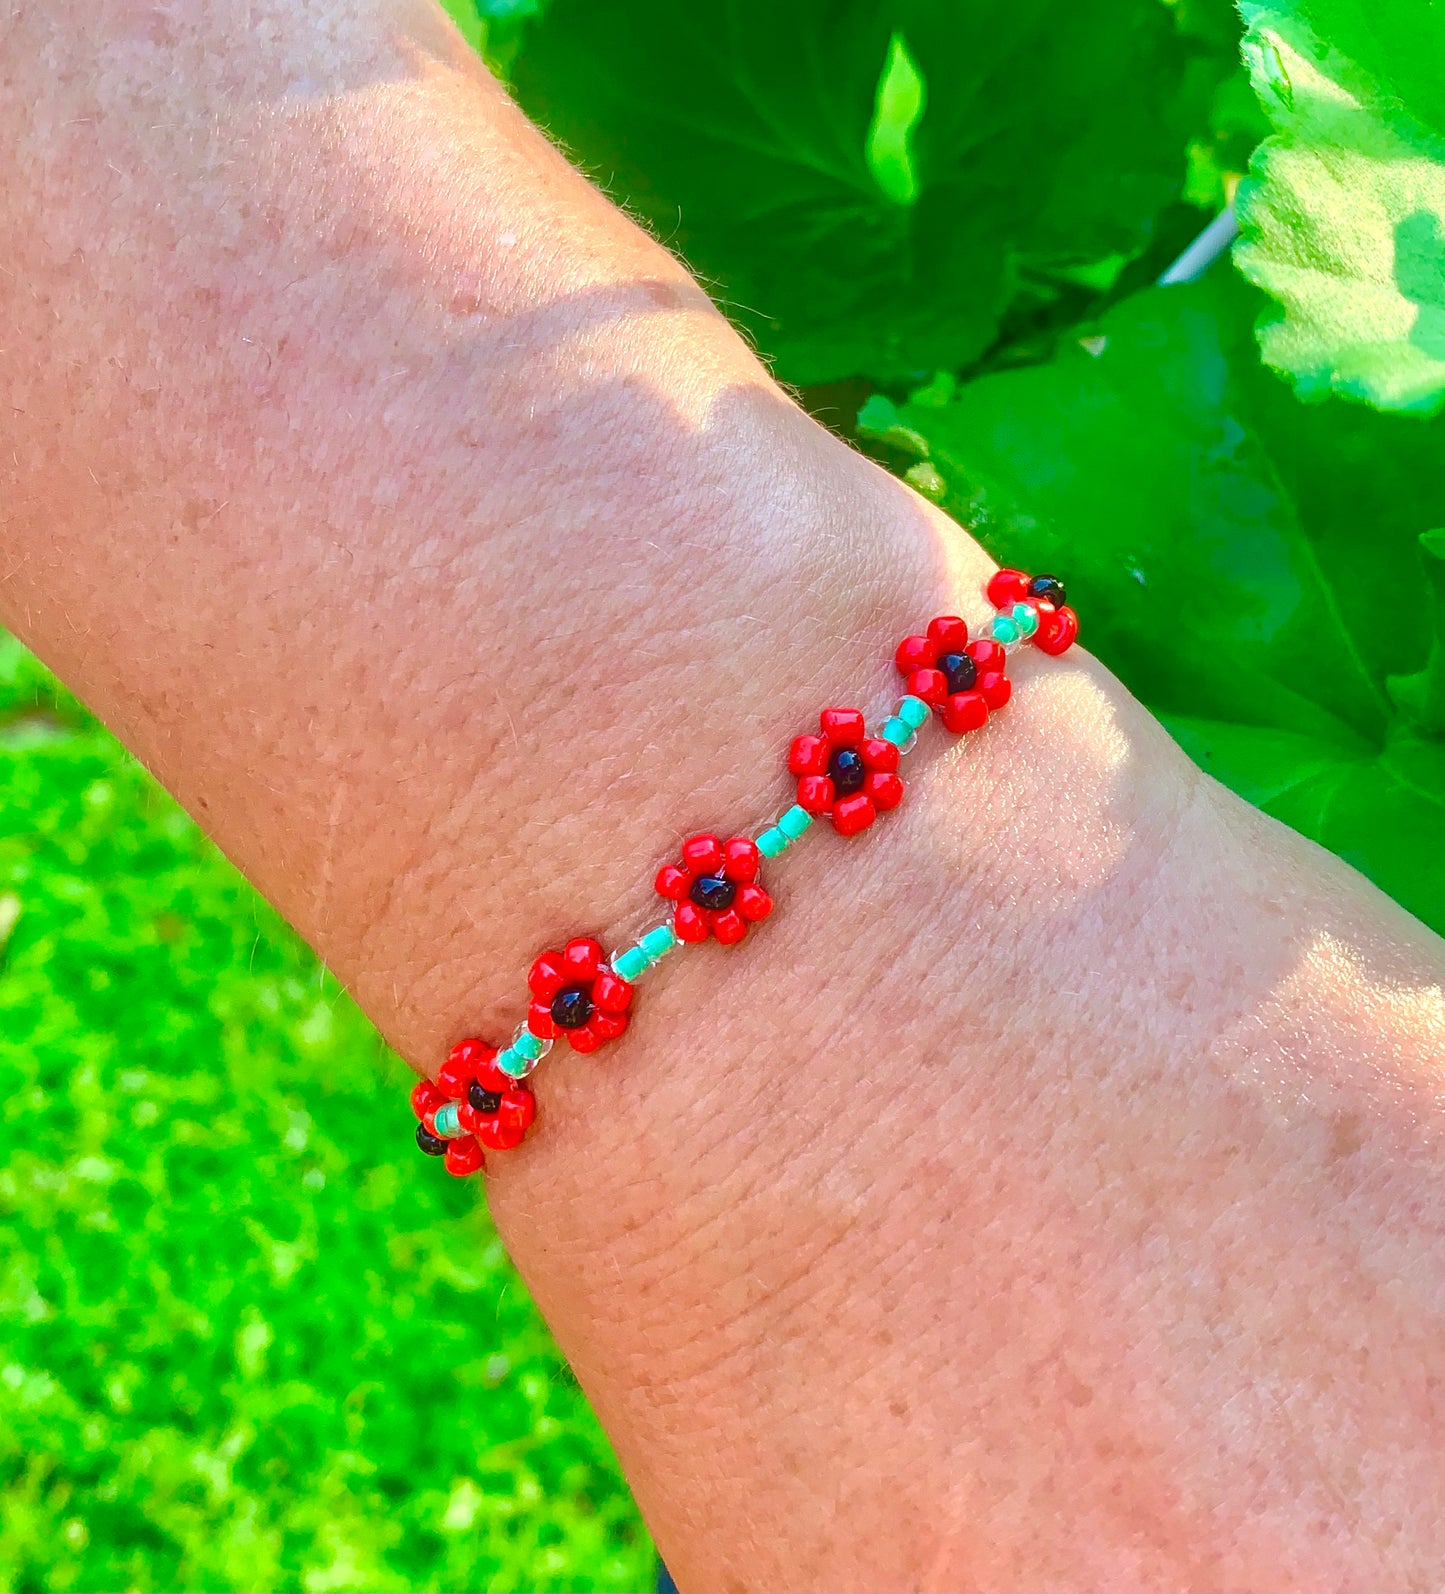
xmin=894 ymin=615 xmax=1012 ymax=735
xmin=656 ymin=834 xmax=773 ymax=945
xmin=788 ymin=708 xmax=903 ymax=837
xmin=411 ymin=1036 xmax=538 ymax=1176
xmin=525 ymin=937 xmax=633 ymax=1054
xmin=986 ymin=568 xmax=1079 ymax=655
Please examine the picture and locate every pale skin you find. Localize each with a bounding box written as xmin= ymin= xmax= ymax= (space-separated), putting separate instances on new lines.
xmin=3 ymin=4 xmax=1445 ymax=1589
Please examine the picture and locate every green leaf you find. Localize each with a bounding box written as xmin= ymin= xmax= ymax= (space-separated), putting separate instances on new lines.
xmin=864 ymin=271 xmax=1445 ymax=931
xmin=439 ymin=0 xmax=542 ymax=80
xmin=865 ymin=33 xmax=926 ymax=207
xmin=514 ymin=0 xmax=1219 ymax=383
xmin=1387 ymin=528 xmax=1445 ymax=735
xmin=1234 ymin=0 xmax=1445 ymax=414
xmin=0 ymin=633 xmax=652 ymax=1589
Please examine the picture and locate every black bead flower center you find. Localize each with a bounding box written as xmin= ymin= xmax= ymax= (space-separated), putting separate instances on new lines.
xmin=938 ymin=650 xmax=977 ymax=695
xmin=468 ymin=1081 xmax=503 ymax=1114
xmin=828 ymin=746 xmax=867 ymax=795
xmin=690 ymin=873 xmax=737 ymax=912
xmin=1028 ymin=573 xmax=1067 ymax=608
xmin=551 ymin=984 xmax=594 ymax=1030
xmin=416 ymin=1123 xmax=448 ymax=1156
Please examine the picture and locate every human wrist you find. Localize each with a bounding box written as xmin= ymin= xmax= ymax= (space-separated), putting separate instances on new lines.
xmin=376 ymin=375 xmax=1127 ymax=1185
xmin=350 ymin=343 xmax=1165 ymax=1105
xmin=455 ymin=454 xmax=1203 ymax=1577
xmin=338 ymin=385 xmax=956 ymax=1039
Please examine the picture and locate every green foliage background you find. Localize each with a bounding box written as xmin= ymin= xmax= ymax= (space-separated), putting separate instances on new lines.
xmin=0 ymin=642 xmax=649 ymax=1592
xmin=4 ymin=0 xmax=1444 ymax=1588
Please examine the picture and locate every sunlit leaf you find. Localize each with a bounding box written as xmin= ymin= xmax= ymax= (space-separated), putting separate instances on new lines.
xmin=1234 ymin=0 xmax=1445 ymax=413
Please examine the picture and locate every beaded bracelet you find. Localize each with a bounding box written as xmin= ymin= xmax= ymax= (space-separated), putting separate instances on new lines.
xmin=407 ymin=568 xmax=1079 ymax=1176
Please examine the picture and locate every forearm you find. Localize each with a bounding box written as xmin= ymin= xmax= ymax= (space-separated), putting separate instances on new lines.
xmin=5 ymin=5 xmax=1445 ymax=1590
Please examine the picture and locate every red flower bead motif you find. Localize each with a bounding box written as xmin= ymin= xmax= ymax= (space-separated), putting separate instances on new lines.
xmin=895 ymin=617 xmax=1011 ymax=736
xmin=987 ymin=567 xmax=1079 ymax=655
xmin=525 ymin=937 xmax=633 ymax=1054
xmin=410 ymin=1035 xmax=537 ymax=1176
xmin=788 ymin=707 xmax=904 ymax=837
xmin=656 ymin=835 xmax=773 ymax=945
xmin=894 ymin=614 xmax=970 ymax=705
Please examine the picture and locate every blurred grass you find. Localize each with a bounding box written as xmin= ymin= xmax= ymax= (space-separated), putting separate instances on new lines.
xmin=0 ymin=635 xmax=652 ymax=1592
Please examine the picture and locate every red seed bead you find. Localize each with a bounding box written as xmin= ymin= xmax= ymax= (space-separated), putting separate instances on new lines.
xmin=675 ymin=901 xmax=709 ymax=942
xmin=591 ymin=1010 xmax=629 ymax=1041
xmin=457 ymin=1100 xmax=483 ymax=1135
xmin=942 ymin=691 xmax=989 ymax=734
xmin=967 ymin=637 xmax=1006 ymax=671
xmin=438 ymin=1052 xmax=479 ymax=1100
xmin=819 ymin=706 xmax=866 ymax=745
xmin=476 ymin=1057 xmax=513 ymax=1093
xmin=1034 ymin=604 xmax=1079 ymax=655
xmin=568 ymin=1025 xmax=602 ymax=1054
xmin=447 ymin=1036 xmax=496 ymax=1072
xmin=681 ymin=833 xmax=724 ymax=875
xmin=563 ymin=937 xmax=603 ymax=981
xmin=895 ymin=634 xmax=935 ymax=675
xmin=926 ymin=615 xmax=969 ymax=652
xmin=527 ymin=953 xmax=565 ymax=1001
xmin=410 ymin=1079 xmax=445 ymax=1121
xmin=444 ymin=1136 xmax=485 ymax=1177
xmin=861 ymin=736 xmax=900 ymax=773
xmin=909 ymin=667 xmax=948 ymax=706
xmin=713 ymin=908 xmax=747 ymax=945
xmin=796 ymin=774 xmax=835 ymax=814
xmin=497 ymin=1118 xmax=527 ymax=1150
xmin=832 ymin=793 xmax=876 ymax=836
xmin=723 ymin=837 xmax=760 ymax=882
xmin=527 ymin=999 xmax=557 ymax=1039
xmin=987 ymin=568 xmax=1031 ymax=608
xmin=477 ymin=1115 xmax=524 ymax=1152
xmin=592 ymin=970 xmax=633 ymax=1013
xmin=978 ymin=670 xmax=1012 ymax=710
xmin=788 ymin=734 xmax=830 ymax=777
xmin=864 ymin=771 xmax=904 ymax=811
xmin=737 ymin=883 xmax=773 ymax=922
xmin=499 ymin=1088 xmax=536 ymax=1134
xmin=655 ymin=863 xmax=691 ymax=900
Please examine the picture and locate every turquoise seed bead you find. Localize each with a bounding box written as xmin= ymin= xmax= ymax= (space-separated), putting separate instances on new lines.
xmin=989 ymin=613 xmax=1021 ymax=644
xmin=513 ymin=1030 xmax=546 ymax=1061
xmin=1011 ymin=602 xmax=1039 ymax=637
xmin=757 ymin=827 xmax=788 ymax=858
xmin=613 ymin=945 xmax=649 ymax=982
xmin=433 ymin=1101 xmax=463 ymax=1138
xmin=880 ymin=717 xmax=911 ymax=747
xmin=639 ymin=924 xmax=678 ymax=961
xmin=778 ymin=804 xmax=813 ymax=839
xmin=899 ymin=694 xmax=930 ymax=730
xmin=497 ymin=1047 xmax=529 ymax=1079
